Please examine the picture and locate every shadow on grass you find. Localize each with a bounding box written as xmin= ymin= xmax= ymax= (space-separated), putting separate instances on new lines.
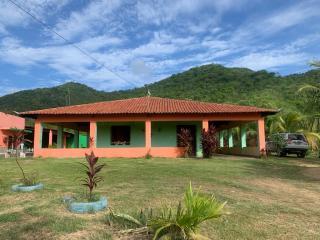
xmin=244 ymin=157 xmax=320 ymax=182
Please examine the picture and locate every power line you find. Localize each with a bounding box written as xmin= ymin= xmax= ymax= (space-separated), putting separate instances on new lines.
xmin=8 ymin=0 xmax=137 ymax=88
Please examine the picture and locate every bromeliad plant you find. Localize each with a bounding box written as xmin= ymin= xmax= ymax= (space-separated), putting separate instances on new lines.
xmin=80 ymin=151 xmax=105 ymax=201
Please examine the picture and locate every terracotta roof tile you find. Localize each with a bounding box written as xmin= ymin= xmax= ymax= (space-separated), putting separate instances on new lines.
xmin=20 ymin=96 xmax=278 ymax=116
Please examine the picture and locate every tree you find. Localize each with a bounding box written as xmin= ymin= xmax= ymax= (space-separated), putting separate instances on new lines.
xmin=298 ymin=60 xmax=320 ymax=110
xmin=269 ymin=112 xmax=320 ymax=151
xmin=9 ymin=129 xmax=28 ymax=183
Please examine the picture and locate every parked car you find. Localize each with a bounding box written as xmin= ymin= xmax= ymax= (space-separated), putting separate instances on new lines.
xmin=266 ymin=133 xmax=309 ymax=158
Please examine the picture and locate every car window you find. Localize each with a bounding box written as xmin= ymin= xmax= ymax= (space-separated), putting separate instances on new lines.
xmin=288 ymin=134 xmax=306 ymax=141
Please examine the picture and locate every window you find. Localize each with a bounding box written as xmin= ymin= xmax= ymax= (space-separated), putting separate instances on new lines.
xmin=111 ymin=126 xmax=130 ymax=145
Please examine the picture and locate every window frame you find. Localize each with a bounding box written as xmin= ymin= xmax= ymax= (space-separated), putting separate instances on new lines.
xmin=110 ymin=125 xmax=131 ymax=145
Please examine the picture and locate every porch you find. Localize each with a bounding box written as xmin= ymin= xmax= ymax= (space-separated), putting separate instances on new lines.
xmin=33 ymin=115 xmax=266 ymax=158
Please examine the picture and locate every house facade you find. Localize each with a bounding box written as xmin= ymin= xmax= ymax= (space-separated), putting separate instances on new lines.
xmin=20 ymin=97 xmax=277 ymax=158
xmin=0 ymin=112 xmax=25 ymax=149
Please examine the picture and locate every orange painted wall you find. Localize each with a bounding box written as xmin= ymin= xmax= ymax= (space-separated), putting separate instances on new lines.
xmin=33 ymin=113 xmax=266 ymax=158
xmin=0 ymin=112 xmax=25 ymax=130
xmin=0 ymin=112 xmax=25 ymax=148
xmin=34 ymin=147 xmax=186 ymax=158
xmin=0 ymin=130 xmax=5 ymax=148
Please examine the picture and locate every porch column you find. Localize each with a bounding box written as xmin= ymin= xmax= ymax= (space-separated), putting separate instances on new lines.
xmin=202 ymin=119 xmax=209 ymax=131
xmin=228 ymin=129 xmax=233 ymax=148
xmin=145 ymin=119 xmax=151 ymax=153
xmin=74 ymin=130 xmax=79 ymax=148
xmin=34 ymin=120 xmax=42 ymax=155
xmin=63 ymin=135 xmax=67 ymax=148
xmin=57 ymin=126 xmax=63 ymax=148
xmin=240 ymin=125 xmax=247 ymax=148
xmin=219 ymin=131 xmax=224 ymax=147
xmin=89 ymin=121 xmax=97 ymax=149
xmin=48 ymin=129 xmax=53 ymax=147
xmin=257 ymin=118 xmax=266 ymax=154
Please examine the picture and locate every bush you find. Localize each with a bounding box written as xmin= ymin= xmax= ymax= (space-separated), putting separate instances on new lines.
xmin=201 ymin=126 xmax=218 ymax=158
xmin=107 ymin=183 xmax=226 ymax=240
xmin=177 ymin=128 xmax=193 ymax=157
xmin=267 ymin=134 xmax=286 ymax=156
xmin=150 ymin=183 xmax=226 ymax=240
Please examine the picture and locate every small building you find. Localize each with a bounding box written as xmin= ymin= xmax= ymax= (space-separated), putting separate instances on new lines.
xmin=0 ymin=112 xmax=25 ymax=150
xmin=20 ymin=96 xmax=277 ymax=158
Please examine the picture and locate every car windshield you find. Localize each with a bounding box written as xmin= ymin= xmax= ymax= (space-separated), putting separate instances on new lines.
xmin=288 ymin=134 xmax=306 ymax=142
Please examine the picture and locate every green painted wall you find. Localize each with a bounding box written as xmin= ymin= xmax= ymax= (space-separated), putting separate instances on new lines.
xmin=96 ymin=122 xmax=145 ymax=148
xmin=65 ymin=131 xmax=88 ymax=148
xmin=152 ymin=121 xmax=202 ymax=157
xmin=79 ymin=132 xmax=88 ymax=148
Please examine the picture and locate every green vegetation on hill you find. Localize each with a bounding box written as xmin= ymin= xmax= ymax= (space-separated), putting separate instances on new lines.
xmin=0 ymin=64 xmax=319 ymax=113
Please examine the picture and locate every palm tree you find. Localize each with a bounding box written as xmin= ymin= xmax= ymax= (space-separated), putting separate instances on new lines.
xmin=269 ymin=112 xmax=320 ymax=151
xmin=298 ymin=60 xmax=320 ymax=95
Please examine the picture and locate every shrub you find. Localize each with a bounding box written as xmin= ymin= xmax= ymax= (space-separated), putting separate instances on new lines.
xmin=150 ymin=183 xmax=226 ymax=240
xmin=177 ymin=128 xmax=193 ymax=157
xmin=105 ymin=183 xmax=226 ymax=240
xmin=80 ymin=151 xmax=105 ymax=201
xmin=201 ymin=126 xmax=218 ymax=158
xmin=267 ymin=134 xmax=286 ymax=156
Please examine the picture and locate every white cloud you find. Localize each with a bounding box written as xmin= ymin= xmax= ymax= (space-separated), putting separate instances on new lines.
xmin=230 ymin=49 xmax=307 ymax=71
xmin=231 ymin=0 xmax=320 ymax=44
xmin=53 ymin=0 xmax=122 ymax=41
xmin=136 ymin=0 xmax=250 ymax=25
xmin=0 ymin=0 xmax=70 ymax=31
xmin=0 ymin=0 xmax=319 ymax=93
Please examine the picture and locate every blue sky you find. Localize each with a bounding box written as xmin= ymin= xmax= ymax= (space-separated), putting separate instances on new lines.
xmin=0 ymin=0 xmax=320 ymax=96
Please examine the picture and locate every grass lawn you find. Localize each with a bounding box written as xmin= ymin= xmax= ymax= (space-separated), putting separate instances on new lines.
xmin=0 ymin=155 xmax=320 ymax=240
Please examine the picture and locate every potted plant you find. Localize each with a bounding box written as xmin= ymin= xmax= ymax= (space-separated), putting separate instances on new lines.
xmin=10 ymin=128 xmax=43 ymax=192
xmin=67 ymin=151 xmax=108 ymax=213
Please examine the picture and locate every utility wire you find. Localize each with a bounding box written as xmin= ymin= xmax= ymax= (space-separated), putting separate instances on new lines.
xmin=8 ymin=0 xmax=137 ymax=88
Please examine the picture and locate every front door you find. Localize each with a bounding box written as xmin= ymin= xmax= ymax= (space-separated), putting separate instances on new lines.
xmin=176 ymin=125 xmax=196 ymax=156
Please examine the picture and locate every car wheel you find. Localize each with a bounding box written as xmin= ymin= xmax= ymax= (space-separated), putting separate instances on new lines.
xmin=297 ymin=152 xmax=306 ymax=158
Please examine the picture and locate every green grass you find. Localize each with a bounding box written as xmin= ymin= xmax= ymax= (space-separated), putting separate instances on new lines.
xmin=0 ymin=155 xmax=319 ymax=239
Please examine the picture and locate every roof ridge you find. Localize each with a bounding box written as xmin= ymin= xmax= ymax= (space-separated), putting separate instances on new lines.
xmin=20 ymin=96 xmax=278 ymax=116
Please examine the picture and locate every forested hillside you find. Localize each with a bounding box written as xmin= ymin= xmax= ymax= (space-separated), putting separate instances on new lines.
xmin=0 ymin=64 xmax=319 ymax=113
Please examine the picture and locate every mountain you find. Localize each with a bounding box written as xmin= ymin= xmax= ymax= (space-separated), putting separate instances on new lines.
xmin=0 ymin=64 xmax=319 ymax=113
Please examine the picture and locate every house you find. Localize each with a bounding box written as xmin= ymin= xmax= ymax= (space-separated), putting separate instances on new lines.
xmin=0 ymin=112 xmax=25 ymax=150
xmin=20 ymin=96 xmax=277 ymax=158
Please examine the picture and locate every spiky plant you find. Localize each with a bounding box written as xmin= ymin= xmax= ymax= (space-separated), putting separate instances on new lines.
xmin=150 ymin=183 xmax=226 ymax=240
xmin=80 ymin=152 xmax=105 ymax=201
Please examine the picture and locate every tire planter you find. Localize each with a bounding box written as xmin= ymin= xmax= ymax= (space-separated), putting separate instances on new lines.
xmin=68 ymin=196 xmax=108 ymax=213
xmin=11 ymin=183 xmax=44 ymax=192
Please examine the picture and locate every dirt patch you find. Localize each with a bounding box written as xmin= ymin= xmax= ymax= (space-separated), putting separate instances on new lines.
xmin=245 ymin=178 xmax=320 ymax=204
xmin=59 ymin=225 xmax=107 ymax=240
xmin=302 ymin=167 xmax=320 ymax=180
